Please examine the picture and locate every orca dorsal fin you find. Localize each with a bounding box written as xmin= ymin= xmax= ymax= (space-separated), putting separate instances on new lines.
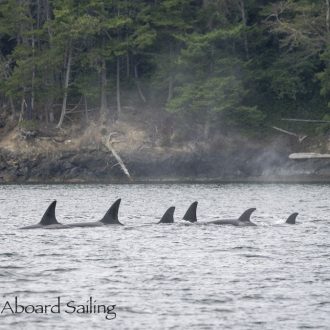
xmin=286 ymin=212 xmax=298 ymax=224
xmin=159 ymin=207 xmax=175 ymax=223
xmin=182 ymin=201 xmax=198 ymax=222
xmin=238 ymin=208 xmax=256 ymax=222
xmin=39 ymin=201 xmax=59 ymax=226
xmin=100 ymin=199 xmax=123 ymax=225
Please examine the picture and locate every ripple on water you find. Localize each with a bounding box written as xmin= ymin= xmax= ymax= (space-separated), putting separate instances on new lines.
xmin=0 ymin=183 xmax=330 ymax=329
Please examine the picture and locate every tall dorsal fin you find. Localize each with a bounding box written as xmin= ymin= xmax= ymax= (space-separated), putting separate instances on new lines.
xmin=286 ymin=212 xmax=298 ymax=224
xmin=39 ymin=201 xmax=59 ymax=226
xmin=100 ymin=199 xmax=123 ymax=225
xmin=159 ymin=207 xmax=175 ymax=223
xmin=182 ymin=201 xmax=198 ymax=222
xmin=238 ymin=208 xmax=256 ymax=222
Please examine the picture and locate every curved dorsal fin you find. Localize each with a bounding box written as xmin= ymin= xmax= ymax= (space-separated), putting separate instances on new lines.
xmin=39 ymin=201 xmax=59 ymax=226
xmin=159 ymin=207 xmax=175 ymax=223
xmin=100 ymin=199 xmax=123 ymax=225
xmin=182 ymin=201 xmax=198 ymax=222
xmin=286 ymin=212 xmax=298 ymax=224
xmin=238 ymin=208 xmax=256 ymax=222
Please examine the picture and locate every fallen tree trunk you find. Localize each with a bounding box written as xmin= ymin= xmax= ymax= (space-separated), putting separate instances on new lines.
xmin=271 ymin=126 xmax=307 ymax=143
xmin=102 ymin=133 xmax=132 ymax=181
xmin=289 ymin=153 xmax=330 ymax=160
xmin=281 ymin=118 xmax=330 ymax=123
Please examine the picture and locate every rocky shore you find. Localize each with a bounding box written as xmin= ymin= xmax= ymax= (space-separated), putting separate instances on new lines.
xmin=1 ymin=115 xmax=330 ymax=183
xmin=1 ymin=142 xmax=330 ymax=183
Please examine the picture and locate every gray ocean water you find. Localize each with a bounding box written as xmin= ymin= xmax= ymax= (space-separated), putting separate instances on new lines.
xmin=0 ymin=183 xmax=329 ymax=329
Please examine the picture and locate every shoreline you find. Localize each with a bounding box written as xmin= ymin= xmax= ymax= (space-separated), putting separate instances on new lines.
xmin=1 ymin=131 xmax=330 ymax=185
xmin=2 ymin=175 xmax=330 ymax=185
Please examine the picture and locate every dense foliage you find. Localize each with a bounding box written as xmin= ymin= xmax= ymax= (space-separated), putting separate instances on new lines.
xmin=1 ymin=0 xmax=330 ymax=134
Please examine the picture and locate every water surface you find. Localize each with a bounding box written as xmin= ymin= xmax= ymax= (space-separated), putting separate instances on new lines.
xmin=0 ymin=183 xmax=329 ymax=329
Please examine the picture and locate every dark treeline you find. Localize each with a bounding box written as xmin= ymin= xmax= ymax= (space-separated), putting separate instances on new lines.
xmin=1 ymin=0 xmax=330 ymax=136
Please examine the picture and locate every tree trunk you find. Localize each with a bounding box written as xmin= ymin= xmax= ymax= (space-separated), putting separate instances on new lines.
xmin=19 ymin=97 xmax=26 ymax=123
xmin=167 ymin=75 xmax=173 ymax=102
xmin=100 ymin=58 xmax=108 ymax=118
xmin=31 ymin=25 xmax=35 ymax=118
xmin=49 ymin=110 xmax=54 ymax=123
xmin=45 ymin=94 xmax=54 ymax=124
xmin=202 ymin=0 xmax=209 ymax=8
xmin=36 ymin=0 xmax=41 ymax=49
xmin=0 ymin=54 xmax=16 ymax=116
xmin=116 ymin=57 xmax=122 ymax=116
xmin=84 ymin=94 xmax=89 ymax=122
xmin=134 ymin=64 xmax=146 ymax=102
xmin=9 ymin=96 xmax=15 ymax=116
xmin=167 ymin=43 xmax=174 ymax=102
xmin=238 ymin=0 xmax=249 ymax=60
xmin=203 ymin=117 xmax=210 ymax=139
xmin=56 ymin=45 xmax=72 ymax=128
xmin=126 ymin=52 xmax=130 ymax=78
xmin=326 ymin=0 xmax=330 ymax=33
xmin=45 ymin=101 xmax=49 ymax=124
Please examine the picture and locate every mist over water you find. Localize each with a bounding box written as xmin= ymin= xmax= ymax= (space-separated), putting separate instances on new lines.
xmin=0 ymin=183 xmax=330 ymax=329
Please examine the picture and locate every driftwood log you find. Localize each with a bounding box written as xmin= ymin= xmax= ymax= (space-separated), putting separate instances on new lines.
xmin=102 ymin=133 xmax=132 ymax=181
xmin=271 ymin=126 xmax=307 ymax=143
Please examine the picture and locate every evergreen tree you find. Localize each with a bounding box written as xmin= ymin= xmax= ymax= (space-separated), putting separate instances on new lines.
xmin=0 ymin=0 xmax=329 ymax=134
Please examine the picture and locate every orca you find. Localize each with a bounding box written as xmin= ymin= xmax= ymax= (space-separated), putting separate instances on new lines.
xmin=285 ymin=212 xmax=298 ymax=224
xmin=20 ymin=200 xmax=68 ymax=229
xmin=182 ymin=201 xmax=198 ymax=223
xmin=67 ymin=199 xmax=123 ymax=227
xmin=158 ymin=206 xmax=175 ymax=224
xmin=208 ymin=208 xmax=257 ymax=226
xmin=182 ymin=202 xmax=297 ymax=226
xmin=182 ymin=202 xmax=256 ymax=226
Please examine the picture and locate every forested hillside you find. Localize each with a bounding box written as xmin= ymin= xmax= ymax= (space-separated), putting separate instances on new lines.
xmin=1 ymin=0 xmax=330 ymax=137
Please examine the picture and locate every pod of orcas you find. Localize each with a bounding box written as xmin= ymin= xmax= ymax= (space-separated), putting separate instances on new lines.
xmin=20 ymin=199 xmax=299 ymax=229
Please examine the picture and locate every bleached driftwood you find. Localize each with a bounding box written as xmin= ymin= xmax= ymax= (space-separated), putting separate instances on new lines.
xmin=272 ymin=126 xmax=307 ymax=143
xmin=289 ymin=153 xmax=330 ymax=160
xmin=102 ymin=133 xmax=132 ymax=181
xmin=282 ymin=118 xmax=330 ymax=124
